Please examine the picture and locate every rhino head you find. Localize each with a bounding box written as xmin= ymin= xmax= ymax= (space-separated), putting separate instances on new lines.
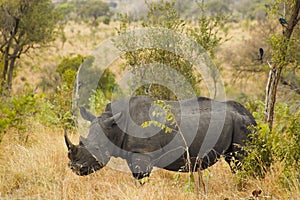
xmin=64 ymin=130 xmax=105 ymax=176
xmin=64 ymin=106 xmax=121 ymax=176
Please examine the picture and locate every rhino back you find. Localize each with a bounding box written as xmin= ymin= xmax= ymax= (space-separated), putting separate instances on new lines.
xmin=101 ymin=96 xmax=255 ymax=158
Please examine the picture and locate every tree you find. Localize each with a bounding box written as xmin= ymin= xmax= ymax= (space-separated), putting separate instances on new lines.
xmin=77 ymin=0 xmax=111 ymax=26
xmin=54 ymin=2 xmax=75 ymax=22
xmin=265 ymin=0 xmax=300 ymax=130
xmin=228 ymin=0 xmax=300 ymax=131
xmin=206 ymin=0 xmax=234 ymax=16
xmin=116 ymin=0 xmax=227 ymax=100
xmin=0 ymin=0 xmax=58 ymax=94
xmin=235 ymin=0 xmax=271 ymax=20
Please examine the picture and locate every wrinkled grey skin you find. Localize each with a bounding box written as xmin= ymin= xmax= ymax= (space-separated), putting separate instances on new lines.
xmin=65 ymin=96 xmax=256 ymax=180
xmin=64 ymin=131 xmax=104 ymax=176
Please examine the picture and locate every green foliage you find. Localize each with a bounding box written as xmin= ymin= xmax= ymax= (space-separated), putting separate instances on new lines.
xmin=272 ymin=103 xmax=300 ymax=186
xmin=44 ymin=55 xmax=84 ymax=129
xmin=98 ymin=69 xmax=118 ymax=99
xmin=102 ymin=16 xmax=111 ymax=25
xmin=239 ymin=109 xmax=273 ymax=178
xmin=141 ymin=100 xmax=176 ymax=134
xmin=117 ymin=0 xmax=227 ymax=100
xmin=267 ymin=28 xmax=300 ymax=69
xmin=88 ymin=89 xmax=110 ymax=114
xmin=0 ymin=90 xmax=42 ymax=143
xmin=235 ymin=0 xmax=271 ymax=20
xmin=240 ymin=100 xmax=300 ymax=188
xmin=267 ymin=34 xmax=289 ymax=66
xmin=142 ymin=99 xmax=195 ymax=189
xmin=53 ymin=55 xmax=119 ymax=128
xmin=266 ymin=0 xmax=287 ymax=17
xmin=0 ymin=0 xmax=59 ymax=91
xmin=188 ymin=1 xmax=229 ymax=59
xmin=57 ymin=54 xmax=119 ymax=98
xmin=53 ymin=0 xmax=112 ymax=25
xmin=54 ymin=2 xmax=75 ymax=21
xmin=119 ymin=1 xmax=196 ymax=100
xmin=45 ymin=84 xmax=75 ymax=129
xmin=56 ymin=55 xmax=83 ymax=87
xmin=43 ymin=55 xmax=82 ymax=129
xmin=75 ymin=0 xmax=111 ymax=26
xmin=143 ymin=0 xmax=184 ymax=30
xmin=205 ymin=0 xmax=234 ymax=16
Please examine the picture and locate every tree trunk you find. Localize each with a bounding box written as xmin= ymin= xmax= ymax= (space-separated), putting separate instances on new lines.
xmin=264 ymin=0 xmax=300 ymax=131
xmin=7 ymin=49 xmax=19 ymax=92
xmin=1 ymin=46 xmax=10 ymax=86
xmin=265 ymin=66 xmax=283 ymax=131
xmin=1 ymin=17 xmax=20 ymax=94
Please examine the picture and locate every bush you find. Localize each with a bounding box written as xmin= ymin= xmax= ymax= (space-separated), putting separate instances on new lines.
xmin=88 ymin=89 xmax=110 ymax=114
xmin=116 ymin=0 xmax=227 ymax=100
xmin=51 ymin=55 xmax=119 ymax=129
xmin=103 ymin=16 xmax=110 ymax=25
xmin=0 ymin=90 xmax=42 ymax=143
xmin=43 ymin=83 xmax=75 ymax=129
xmin=240 ymin=100 xmax=300 ymax=188
xmin=56 ymin=54 xmax=83 ymax=87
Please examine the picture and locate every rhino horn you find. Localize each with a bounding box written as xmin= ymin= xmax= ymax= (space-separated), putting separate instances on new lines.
xmin=102 ymin=112 xmax=122 ymax=128
xmin=64 ymin=128 xmax=75 ymax=150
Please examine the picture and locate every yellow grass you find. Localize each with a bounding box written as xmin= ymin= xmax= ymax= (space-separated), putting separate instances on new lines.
xmin=0 ymin=124 xmax=299 ymax=199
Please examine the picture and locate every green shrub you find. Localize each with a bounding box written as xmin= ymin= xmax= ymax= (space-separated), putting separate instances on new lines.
xmin=56 ymin=54 xmax=83 ymax=87
xmin=0 ymin=90 xmax=42 ymax=143
xmin=88 ymin=89 xmax=110 ymax=114
xmin=240 ymin=100 xmax=300 ymax=188
xmin=52 ymin=55 xmax=119 ymax=129
xmin=116 ymin=0 xmax=227 ymax=100
xmin=273 ymin=103 xmax=300 ymax=187
xmin=44 ymin=83 xmax=75 ymax=129
xmin=49 ymin=55 xmax=83 ymax=129
xmin=103 ymin=16 xmax=110 ymax=25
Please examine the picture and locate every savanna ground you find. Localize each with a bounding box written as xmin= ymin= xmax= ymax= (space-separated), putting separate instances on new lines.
xmin=1 ymin=126 xmax=298 ymax=199
xmin=0 ymin=21 xmax=299 ymax=199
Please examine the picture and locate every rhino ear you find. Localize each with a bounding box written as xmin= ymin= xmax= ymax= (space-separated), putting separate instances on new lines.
xmin=102 ymin=112 xmax=122 ymax=128
xmin=79 ymin=135 xmax=88 ymax=146
xmin=80 ymin=106 xmax=96 ymax=122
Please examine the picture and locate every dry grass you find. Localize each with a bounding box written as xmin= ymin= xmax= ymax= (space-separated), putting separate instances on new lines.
xmin=0 ymin=124 xmax=299 ymax=200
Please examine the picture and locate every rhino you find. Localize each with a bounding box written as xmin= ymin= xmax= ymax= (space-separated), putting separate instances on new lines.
xmin=65 ymin=96 xmax=256 ymax=180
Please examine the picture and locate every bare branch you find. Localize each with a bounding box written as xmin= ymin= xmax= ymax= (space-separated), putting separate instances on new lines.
xmin=0 ymin=40 xmax=8 ymax=51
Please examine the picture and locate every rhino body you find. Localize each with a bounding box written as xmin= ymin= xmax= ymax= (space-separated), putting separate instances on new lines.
xmin=65 ymin=96 xmax=256 ymax=180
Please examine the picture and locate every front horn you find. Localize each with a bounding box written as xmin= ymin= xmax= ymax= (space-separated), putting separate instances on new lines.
xmin=64 ymin=128 xmax=74 ymax=150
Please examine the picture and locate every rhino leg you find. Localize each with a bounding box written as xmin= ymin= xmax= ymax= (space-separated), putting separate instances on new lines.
xmin=126 ymin=153 xmax=153 ymax=180
xmin=224 ymin=143 xmax=243 ymax=173
xmin=199 ymin=149 xmax=220 ymax=170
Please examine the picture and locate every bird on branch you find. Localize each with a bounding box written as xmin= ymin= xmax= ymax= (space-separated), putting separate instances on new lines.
xmin=279 ymin=18 xmax=288 ymax=27
xmin=259 ymin=48 xmax=264 ymax=64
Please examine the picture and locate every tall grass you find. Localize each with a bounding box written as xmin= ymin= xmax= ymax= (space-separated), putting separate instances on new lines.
xmin=0 ymin=124 xmax=298 ymax=199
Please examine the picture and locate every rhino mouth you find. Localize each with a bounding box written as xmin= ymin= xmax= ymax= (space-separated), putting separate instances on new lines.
xmin=65 ymin=129 xmax=106 ymax=176
xmin=68 ymin=161 xmax=103 ymax=176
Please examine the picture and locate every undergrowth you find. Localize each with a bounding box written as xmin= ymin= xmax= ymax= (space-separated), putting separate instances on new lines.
xmin=240 ymin=100 xmax=300 ymax=190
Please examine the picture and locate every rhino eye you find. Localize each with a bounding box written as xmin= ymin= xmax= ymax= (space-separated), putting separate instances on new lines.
xmin=67 ymin=150 xmax=72 ymax=159
xmin=68 ymin=147 xmax=79 ymax=160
